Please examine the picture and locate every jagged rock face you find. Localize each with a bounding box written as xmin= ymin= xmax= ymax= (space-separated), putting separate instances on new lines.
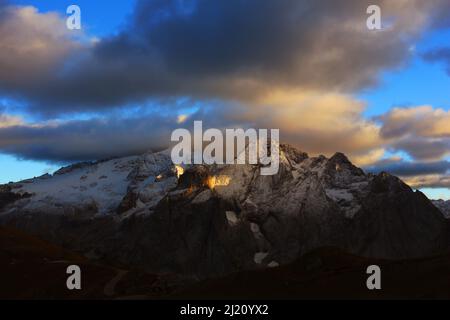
xmin=159 ymin=149 xmax=449 ymax=265
xmin=350 ymin=174 xmax=449 ymax=259
xmin=433 ymin=200 xmax=450 ymax=218
xmin=0 ymin=145 xmax=449 ymax=278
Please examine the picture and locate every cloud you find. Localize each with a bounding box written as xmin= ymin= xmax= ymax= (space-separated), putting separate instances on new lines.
xmin=403 ymin=175 xmax=450 ymax=189
xmin=0 ymin=114 xmax=178 ymax=162
xmin=365 ymin=159 xmax=450 ymax=177
xmin=377 ymin=106 xmax=450 ymax=161
xmin=0 ymin=103 xmax=23 ymax=127
xmin=0 ymin=4 xmax=81 ymax=90
xmin=235 ymin=90 xmax=384 ymax=163
xmin=351 ymin=148 xmax=386 ymax=167
xmin=365 ymin=156 xmax=450 ymax=189
xmin=0 ymin=103 xmax=255 ymax=162
xmin=391 ymin=137 xmax=450 ymax=161
xmin=7 ymin=95 xmax=450 ymax=173
xmin=0 ymin=93 xmax=384 ymax=163
xmin=0 ymin=112 xmax=22 ymax=128
xmin=378 ymin=106 xmax=450 ymax=139
xmin=2 ymin=0 xmax=450 ymax=115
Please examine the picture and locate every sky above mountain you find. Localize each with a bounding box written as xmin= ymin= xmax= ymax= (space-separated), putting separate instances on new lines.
xmin=1 ymin=0 xmax=450 ymax=200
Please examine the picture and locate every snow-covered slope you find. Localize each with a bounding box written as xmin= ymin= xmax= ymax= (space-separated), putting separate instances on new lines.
xmin=4 ymin=150 xmax=178 ymax=216
xmin=0 ymin=145 xmax=449 ymax=278
xmin=12 ymin=156 xmax=139 ymax=215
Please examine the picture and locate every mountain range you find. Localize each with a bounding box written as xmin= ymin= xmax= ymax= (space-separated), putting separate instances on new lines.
xmin=1 ymin=144 xmax=449 ymax=279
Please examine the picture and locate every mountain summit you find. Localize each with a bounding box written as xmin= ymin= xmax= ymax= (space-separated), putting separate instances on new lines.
xmin=0 ymin=145 xmax=449 ymax=277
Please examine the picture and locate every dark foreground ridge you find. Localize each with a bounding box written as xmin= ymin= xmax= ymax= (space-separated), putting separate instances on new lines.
xmin=2 ymin=225 xmax=450 ymax=300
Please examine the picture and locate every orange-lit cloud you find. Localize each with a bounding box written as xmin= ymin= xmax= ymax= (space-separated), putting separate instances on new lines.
xmin=0 ymin=113 xmax=23 ymax=128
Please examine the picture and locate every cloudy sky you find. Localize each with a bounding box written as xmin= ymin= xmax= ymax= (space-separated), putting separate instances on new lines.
xmin=1 ymin=0 xmax=450 ymax=200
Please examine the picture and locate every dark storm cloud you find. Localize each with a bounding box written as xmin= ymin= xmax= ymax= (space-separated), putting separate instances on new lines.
xmin=390 ymin=137 xmax=450 ymax=161
xmin=0 ymin=114 xmax=194 ymax=162
xmin=365 ymin=159 xmax=450 ymax=177
xmin=2 ymin=0 xmax=450 ymax=116
xmin=0 ymin=116 xmax=173 ymax=162
xmin=0 ymin=104 xmax=251 ymax=162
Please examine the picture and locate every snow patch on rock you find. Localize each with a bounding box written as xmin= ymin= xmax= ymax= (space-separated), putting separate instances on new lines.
xmin=254 ymin=252 xmax=269 ymax=264
xmin=225 ymin=211 xmax=239 ymax=226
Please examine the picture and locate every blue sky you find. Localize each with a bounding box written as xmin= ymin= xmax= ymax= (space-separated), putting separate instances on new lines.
xmin=1 ymin=1 xmax=450 ymax=200
xmin=360 ymin=28 xmax=450 ymax=118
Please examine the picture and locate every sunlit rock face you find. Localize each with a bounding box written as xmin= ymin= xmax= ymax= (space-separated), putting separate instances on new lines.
xmin=0 ymin=145 xmax=449 ymax=278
